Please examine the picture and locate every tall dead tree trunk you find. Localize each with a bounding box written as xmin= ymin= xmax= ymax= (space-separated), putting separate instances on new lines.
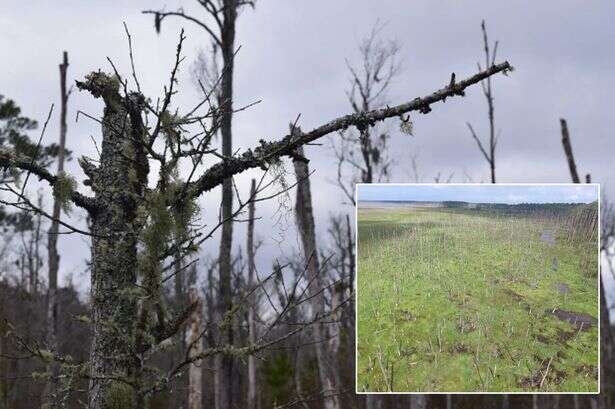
xmin=186 ymin=287 xmax=204 ymax=409
xmin=43 ymin=50 xmax=69 ymax=406
xmin=560 ymin=118 xmax=580 ymax=183
xmin=173 ymin=249 xmax=187 ymax=408
xmin=293 ymin=144 xmax=341 ymax=409
xmin=246 ymin=179 xmax=257 ymax=409
xmin=216 ymin=5 xmax=238 ymax=409
xmin=0 ymin=294 xmax=7 ymax=409
xmin=559 ymin=118 xmax=607 ymax=408
xmin=76 ymin=73 xmax=149 ymax=409
xmin=143 ymin=4 xmax=245 ymax=406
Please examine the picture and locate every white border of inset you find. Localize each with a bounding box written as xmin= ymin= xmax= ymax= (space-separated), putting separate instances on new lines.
xmin=353 ymin=182 xmax=601 ymax=395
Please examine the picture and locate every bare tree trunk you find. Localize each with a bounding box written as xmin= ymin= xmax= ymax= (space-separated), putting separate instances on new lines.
xmin=293 ymin=144 xmax=341 ymax=409
xmin=215 ymin=3 xmax=238 ymax=409
xmin=43 ymin=50 xmax=69 ymax=407
xmin=186 ymin=288 xmax=204 ymax=409
xmin=0 ymin=294 xmax=7 ymax=409
xmin=330 ymin=282 xmax=343 ymax=357
xmin=560 ymin=117 xmax=607 ymax=406
xmin=31 ymin=197 xmax=43 ymax=294
xmin=532 ymin=395 xmax=538 ymax=409
xmin=173 ymin=248 xmax=187 ymax=408
xmin=247 ymin=179 xmax=257 ymax=409
xmin=560 ymin=118 xmax=580 ymax=183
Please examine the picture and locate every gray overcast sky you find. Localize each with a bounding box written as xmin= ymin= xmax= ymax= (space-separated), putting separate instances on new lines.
xmin=1 ymin=1 xmax=613 ymax=295
xmin=357 ymin=184 xmax=599 ymax=204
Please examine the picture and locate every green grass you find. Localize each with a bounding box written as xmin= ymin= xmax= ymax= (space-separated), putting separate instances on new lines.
xmin=356 ymin=207 xmax=598 ymax=393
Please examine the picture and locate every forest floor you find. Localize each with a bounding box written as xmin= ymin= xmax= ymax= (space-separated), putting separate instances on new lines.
xmin=356 ymin=207 xmax=599 ymax=392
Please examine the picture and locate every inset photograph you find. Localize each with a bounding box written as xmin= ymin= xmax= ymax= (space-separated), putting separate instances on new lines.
xmin=356 ymin=184 xmax=599 ymax=393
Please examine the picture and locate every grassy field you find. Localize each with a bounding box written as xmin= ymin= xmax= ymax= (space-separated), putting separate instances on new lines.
xmin=356 ymin=206 xmax=599 ymax=392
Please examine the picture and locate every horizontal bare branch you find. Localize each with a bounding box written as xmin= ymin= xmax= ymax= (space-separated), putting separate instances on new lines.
xmin=184 ymin=61 xmax=512 ymax=200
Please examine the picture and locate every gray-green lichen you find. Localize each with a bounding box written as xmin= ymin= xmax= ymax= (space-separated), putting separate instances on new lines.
xmin=53 ymin=171 xmax=77 ymax=213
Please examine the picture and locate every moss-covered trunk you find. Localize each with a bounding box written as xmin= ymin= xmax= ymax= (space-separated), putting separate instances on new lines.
xmin=78 ymin=74 xmax=148 ymax=409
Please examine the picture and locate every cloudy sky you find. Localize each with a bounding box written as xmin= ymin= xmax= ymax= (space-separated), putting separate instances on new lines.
xmin=357 ymin=184 xmax=600 ymax=204
xmin=1 ymin=1 xmax=613 ymax=297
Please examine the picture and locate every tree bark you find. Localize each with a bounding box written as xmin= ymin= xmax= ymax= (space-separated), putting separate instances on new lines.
xmin=216 ymin=3 xmax=238 ymax=409
xmin=293 ymin=145 xmax=341 ymax=409
xmin=0 ymin=294 xmax=7 ymax=409
xmin=247 ymin=179 xmax=257 ymax=409
xmin=43 ymin=50 xmax=69 ymax=407
xmin=77 ymin=73 xmax=149 ymax=409
xmin=560 ymin=118 xmax=580 ymax=183
xmin=173 ymin=248 xmax=187 ymax=408
xmin=186 ymin=288 xmax=204 ymax=409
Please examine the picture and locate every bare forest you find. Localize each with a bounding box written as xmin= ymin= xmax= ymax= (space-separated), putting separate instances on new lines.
xmin=0 ymin=1 xmax=614 ymax=409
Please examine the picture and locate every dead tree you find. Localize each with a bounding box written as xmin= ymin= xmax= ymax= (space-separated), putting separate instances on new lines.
xmin=43 ymin=50 xmax=70 ymax=403
xmin=186 ymin=287 xmax=204 ymax=409
xmin=0 ymin=31 xmax=511 ymax=406
xmin=143 ymin=3 xmax=256 ymax=407
xmin=246 ymin=178 xmax=258 ymax=409
xmin=559 ymin=118 xmax=609 ymax=409
xmin=560 ymin=118 xmax=580 ymax=183
xmin=467 ymin=20 xmax=500 ymax=183
xmin=332 ymin=23 xmax=400 ymax=204
xmin=293 ymin=143 xmax=341 ymax=409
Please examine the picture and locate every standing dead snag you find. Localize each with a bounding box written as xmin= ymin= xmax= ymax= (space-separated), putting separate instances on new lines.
xmin=247 ymin=179 xmax=258 ymax=409
xmin=44 ymin=50 xmax=70 ymax=405
xmin=293 ymin=142 xmax=341 ymax=409
xmin=75 ymin=72 xmax=149 ymax=409
xmin=186 ymin=287 xmax=204 ymax=409
xmin=143 ymin=3 xmax=256 ymax=407
xmin=560 ymin=118 xmax=580 ymax=183
xmin=466 ymin=20 xmax=501 ymax=183
xmin=332 ymin=24 xmax=400 ymax=204
xmin=559 ymin=118 xmax=606 ymax=409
